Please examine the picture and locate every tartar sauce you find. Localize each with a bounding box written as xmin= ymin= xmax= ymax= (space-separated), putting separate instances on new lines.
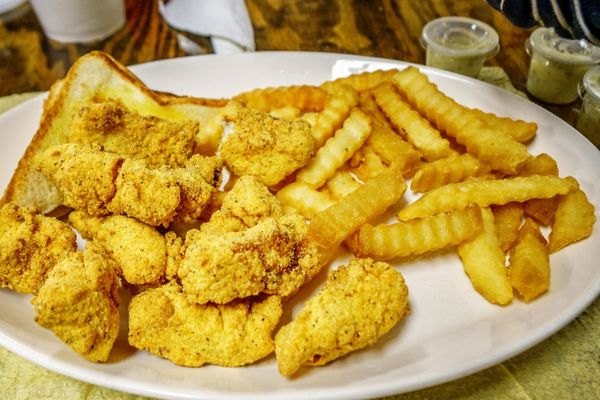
xmin=576 ymin=66 xmax=600 ymax=148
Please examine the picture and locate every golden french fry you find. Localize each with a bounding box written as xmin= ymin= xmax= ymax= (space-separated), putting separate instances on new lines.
xmin=321 ymin=69 xmax=397 ymax=93
xmin=269 ymin=106 xmax=301 ymax=120
xmin=548 ymin=177 xmax=596 ymax=253
xmin=410 ymin=153 xmax=489 ymax=193
xmin=311 ymin=84 xmax=359 ymax=148
xmin=518 ymin=153 xmax=560 ymax=225
xmin=392 ymin=67 xmax=531 ymax=174
xmin=296 ymin=108 xmax=372 ymax=188
xmin=508 ymin=218 xmax=550 ymax=301
xmin=358 ymin=91 xmax=391 ymax=128
xmin=298 ymin=111 xmax=319 ymax=127
xmin=325 ymin=168 xmax=362 ymax=199
xmin=366 ymin=122 xmax=422 ymax=178
xmin=470 ymin=107 xmax=537 ymax=143
xmin=351 ymin=204 xmax=482 ymax=260
xmin=308 ymin=169 xmax=406 ymax=249
xmin=276 ymin=181 xmax=335 ymax=219
xmin=233 ymin=85 xmax=328 ymax=112
xmin=492 ymin=202 xmax=524 ymax=252
xmin=457 ymin=208 xmax=513 ymax=305
xmin=372 ymin=82 xmax=454 ymax=161
xmin=397 ymin=175 xmax=576 ymax=221
xmin=349 ymin=147 xmax=389 ymax=182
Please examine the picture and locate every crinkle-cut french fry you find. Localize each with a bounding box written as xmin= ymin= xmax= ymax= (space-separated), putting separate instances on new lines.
xmin=509 ymin=218 xmax=550 ymax=301
xmin=276 ymin=181 xmax=335 ymax=219
xmin=195 ymin=100 xmax=243 ymax=155
xmin=233 ymin=85 xmax=328 ymax=112
xmin=366 ymin=123 xmax=423 ymax=178
xmin=397 ymin=175 xmax=576 ymax=221
xmin=470 ymin=107 xmax=537 ymax=143
xmin=308 ymin=168 xmax=406 ymax=249
xmin=548 ymin=177 xmax=596 ymax=253
xmin=372 ymin=82 xmax=455 ymax=161
xmin=321 ymin=69 xmax=397 ymax=93
xmin=350 ymin=204 xmax=482 ymax=260
xmin=410 ymin=153 xmax=489 ymax=193
xmin=296 ymin=108 xmax=372 ymax=188
xmin=517 ymin=153 xmax=560 ymax=225
xmin=358 ymin=91 xmax=391 ymax=128
xmin=492 ymin=202 xmax=524 ymax=252
xmin=325 ymin=168 xmax=362 ymax=199
xmin=349 ymin=147 xmax=389 ymax=182
xmin=312 ymin=84 xmax=359 ymax=148
xmin=269 ymin=106 xmax=301 ymax=120
xmin=299 ymin=111 xmax=319 ymax=127
xmin=458 ymin=208 xmax=513 ymax=305
xmin=392 ymin=67 xmax=531 ymax=174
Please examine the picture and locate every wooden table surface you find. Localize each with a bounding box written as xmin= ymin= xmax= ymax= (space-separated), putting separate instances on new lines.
xmin=0 ymin=0 xmax=582 ymax=125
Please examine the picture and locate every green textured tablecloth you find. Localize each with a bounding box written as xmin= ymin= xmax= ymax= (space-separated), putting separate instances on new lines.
xmin=1 ymin=68 xmax=599 ymax=400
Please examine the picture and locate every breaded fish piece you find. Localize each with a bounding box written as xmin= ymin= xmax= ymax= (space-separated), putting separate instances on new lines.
xmin=221 ymin=109 xmax=314 ymax=186
xmin=69 ymin=98 xmax=197 ymax=168
xmin=0 ymin=203 xmax=77 ymax=294
xmin=179 ymin=214 xmax=319 ymax=304
xmin=275 ymin=257 xmax=409 ymax=377
xmin=35 ymin=143 xmax=222 ymax=226
xmin=200 ymin=175 xmax=283 ymax=234
xmin=68 ymin=211 xmax=182 ymax=286
xmin=32 ymin=245 xmax=120 ymax=362
xmin=128 ymin=282 xmax=282 ymax=367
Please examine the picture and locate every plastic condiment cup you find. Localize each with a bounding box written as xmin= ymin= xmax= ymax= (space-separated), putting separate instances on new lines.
xmin=30 ymin=0 xmax=125 ymax=43
xmin=421 ymin=16 xmax=499 ymax=78
xmin=576 ymin=66 xmax=600 ymax=148
xmin=526 ymin=27 xmax=600 ymax=104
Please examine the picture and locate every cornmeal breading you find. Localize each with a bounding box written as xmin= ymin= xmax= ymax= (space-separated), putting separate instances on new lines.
xmin=35 ymin=143 xmax=222 ymax=227
xmin=32 ymin=246 xmax=120 ymax=362
xmin=0 ymin=203 xmax=77 ymax=294
xmin=275 ymin=257 xmax=409 ymax=377
xmin=68 ymin=211 xmax=176 ymax=286
xmin=179 ymin=214 xmax=319 ymax=304
xmin=69 ymin=99 xmax=197 ymax=168
xmin=221 ymin=109 xmax=314 ymax=186
xmin=128 ymin=282 xmax=282 ymax=367
xmin=200 ymin=175 xmax=283 ymax=234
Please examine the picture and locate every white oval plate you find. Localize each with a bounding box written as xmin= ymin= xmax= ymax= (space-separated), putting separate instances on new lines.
xmin=1 ymin=52 xmax=599 ymax=400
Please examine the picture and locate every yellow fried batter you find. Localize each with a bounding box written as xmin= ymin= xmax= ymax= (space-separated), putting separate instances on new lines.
xmin=32 ymin=246 xmax=120 ymax=362
xmin=128 ymin=282 xmax=282 ymax=367
xmin=221 ymin=109 xmax=314 ymax=186
xmin=68 ymin=211 xmax=175 ymax=286
xmin=35 ymin=143 xmax=222 ymax=227
xmin=275 ymin=257 xmax=409 ymax=377
xmin=0 ymin=203 xmax=77 ymax=294
xmin=179 ymin=214 xmax=319 ymax=304
xmin=69 ymin=99 xmax=197 ymax=167
xmin=201 ymin=175 xmax=283 ymax=234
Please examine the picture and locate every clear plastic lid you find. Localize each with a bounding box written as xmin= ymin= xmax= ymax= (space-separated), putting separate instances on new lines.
xmin=421 ymin=16 xmax=499 ymax=58
xmin=580 ymin=65 xmax=600 ymax=103
xmin=527 ymin=27 xmax=600 ymax=65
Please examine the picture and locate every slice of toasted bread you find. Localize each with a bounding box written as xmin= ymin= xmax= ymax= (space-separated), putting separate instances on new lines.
xmin=2 ymin=51 xmax=226 ymax=214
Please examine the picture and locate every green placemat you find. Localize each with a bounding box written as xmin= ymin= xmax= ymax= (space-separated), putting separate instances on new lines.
xmin=1 ymin=77 xmax=599 ymax=400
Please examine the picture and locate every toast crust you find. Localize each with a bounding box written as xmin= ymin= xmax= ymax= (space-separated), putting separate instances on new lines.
xmin=2 ymin=51 xmax=226 ymax=213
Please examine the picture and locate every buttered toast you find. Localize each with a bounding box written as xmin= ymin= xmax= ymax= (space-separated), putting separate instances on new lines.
xmin=1 ymin=51 xmax=226 ymax=214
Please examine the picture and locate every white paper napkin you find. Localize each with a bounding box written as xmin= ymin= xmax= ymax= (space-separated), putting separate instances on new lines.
xmin=159 ymin=0 xmax=255 ymax=54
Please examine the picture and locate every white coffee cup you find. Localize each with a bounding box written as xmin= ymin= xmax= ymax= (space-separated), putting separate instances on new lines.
xmin=30 ymin=0 xmax=126 ymax=43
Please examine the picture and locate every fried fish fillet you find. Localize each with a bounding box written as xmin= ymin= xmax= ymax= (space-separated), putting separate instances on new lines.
xmin=35 ymin=143 xmax=222 ymax=226
xmin=32 ymin=246 xmax=120 ymax=362
xmin=275 ymin=257 xmax=409 ymax=377
xmin=128 ymin=282 xmax=282 ymax=367
xmin=68 ymin=211 xmax=182 ymax=286
xmin=0 ymin=203 xmax=77 ymax=294
xmin=179 ymin=214 xmax=319 ymax=304
xmin=221 ymin=108 xmax=315 ymax=186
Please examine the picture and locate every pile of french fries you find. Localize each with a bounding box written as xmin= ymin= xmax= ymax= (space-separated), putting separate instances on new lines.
xmin=231 ymin=66 xmax=595 ymax=306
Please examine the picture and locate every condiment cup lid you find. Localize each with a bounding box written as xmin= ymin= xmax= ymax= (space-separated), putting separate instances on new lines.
xmin=421 ymin=16 xmax=499 ymax=58
xmin=580 ymin=65 xmax=600 ymax=103
xmin=527 ymin=27 xmax=600 ymax=65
